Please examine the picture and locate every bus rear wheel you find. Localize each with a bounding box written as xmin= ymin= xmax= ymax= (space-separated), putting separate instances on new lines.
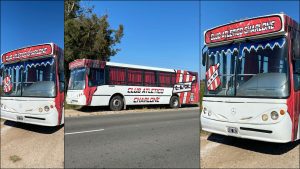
xmin=170 ymin=96 xmax=180 ymax=108
xmin=109 ymin=95 xmax=124 ymax=111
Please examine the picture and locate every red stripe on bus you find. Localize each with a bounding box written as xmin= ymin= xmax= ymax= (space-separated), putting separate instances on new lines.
xmin=180 ymin=71 xmax=187 ymax=104
xmin=185 ymin=72 xmax=193 ymax=104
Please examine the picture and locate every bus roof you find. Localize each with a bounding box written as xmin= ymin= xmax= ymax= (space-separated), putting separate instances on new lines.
xmin=69 ymin=59 xmax=175 ymax=72
xmin=204 ymin=13 xmax=299 ymax=47
xmin=1 ymin=43 xmax=60 ymax=64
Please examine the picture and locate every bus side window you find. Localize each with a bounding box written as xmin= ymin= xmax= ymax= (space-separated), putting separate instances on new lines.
xmin=158 ymin=72 xmax=172 ymax=87
xmin=294 ymin=60 xmax=300 ymax=91
xmin=109 ymin=67 xmax=126 ymax=85
xmin=293 ymin=29 xmax=300 ymax=91
xmin=59 ymin=51 xmax=65 ymax=92
xmin=127 ymin=69 xmax=143 ymax=86
xmin=144 ymin=70 xmax=156 ymax=86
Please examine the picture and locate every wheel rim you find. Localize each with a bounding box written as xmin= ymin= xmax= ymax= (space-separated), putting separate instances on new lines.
xmin=113 ymin=99 xmax=121 ymax=107
xmin=173 ymin=99 xmax=178 ymax=107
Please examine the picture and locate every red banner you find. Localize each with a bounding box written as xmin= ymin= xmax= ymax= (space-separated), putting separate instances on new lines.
xmin=2 ymin=44 xmax=53 ymax=63
xmin=205 ymin=15 xmax=283 ymax=44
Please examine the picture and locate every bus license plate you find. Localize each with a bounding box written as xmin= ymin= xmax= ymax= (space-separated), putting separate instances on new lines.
xmin=17 ymin=116 xmax=23 ymax=121
xmin=227 ymin=127 xmax=238 ymax=134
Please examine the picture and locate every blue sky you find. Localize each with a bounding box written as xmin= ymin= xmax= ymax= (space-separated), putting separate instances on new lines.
xmin=84 ymin=1 xmax=200 ymax=72
xmin=200 ymin=0 xmax=300 ymax=79
xmin=1 ymin=1 xmax=64 ymax=61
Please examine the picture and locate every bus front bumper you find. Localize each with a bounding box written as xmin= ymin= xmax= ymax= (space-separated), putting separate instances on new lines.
xmin=1 ymin=109 xmax=59 ymax=127
xmin=200 ymin=115 xmax=293 ymax=143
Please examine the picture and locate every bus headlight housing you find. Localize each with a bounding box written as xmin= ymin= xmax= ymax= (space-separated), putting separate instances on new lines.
xmin=262 ymin=114 xmax=268 ymax=121
xmin=44 ymin=106 xmax=50 ymax=112
xmin=271 ymin=111 xmax=279 ymax=120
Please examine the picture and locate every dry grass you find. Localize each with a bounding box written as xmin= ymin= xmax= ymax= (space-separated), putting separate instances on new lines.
xmin=9 ymin=155 xmax=22 ymax=163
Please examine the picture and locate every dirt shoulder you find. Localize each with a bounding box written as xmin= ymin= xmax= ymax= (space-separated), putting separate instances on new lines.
xmin=1 ymin=120 xmax=64 ymax=168
xmin=65 ymin=106 xmax=199 ymax=118
xmin=200 ymin=133 xmax=300 ymax=168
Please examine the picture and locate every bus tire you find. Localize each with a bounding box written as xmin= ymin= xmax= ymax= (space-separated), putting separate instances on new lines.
xmin=169 ymin=96 xmax=180 ymax=108
xmin=109 ymin=95 xmax=124 ymax=111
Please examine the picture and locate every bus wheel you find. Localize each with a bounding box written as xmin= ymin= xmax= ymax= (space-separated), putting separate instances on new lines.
xmin=109 ymin=95 xmax=124 ymax=111
xmin=170 ymin=96 xmax=180 ymax=108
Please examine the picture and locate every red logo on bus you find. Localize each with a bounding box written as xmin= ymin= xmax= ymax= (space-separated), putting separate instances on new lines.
xmin=3 ymin=76 xmax=13 ymax=93
xmin=206 ymin=63 xmax=221 ymax=91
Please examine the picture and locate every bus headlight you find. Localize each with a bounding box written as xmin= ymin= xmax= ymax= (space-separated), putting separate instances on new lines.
xmin=271 ymin=111 xmax=279 ymax=120
xmin=44 ymin=106 xmax=50 ymax=112
xmin=38 ymin=107 xmax=43 ymax=112
xmin=262 ymin=114 xmax=268 ymax=121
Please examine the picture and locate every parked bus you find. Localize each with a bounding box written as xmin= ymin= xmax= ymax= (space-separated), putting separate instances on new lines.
xmin=66 ymin=59 xmax=199 ymax=110
xmin=201 ymin=13 xmax=300 ymax=143
xmin=0 ymin=43 xmax=65 ymax=126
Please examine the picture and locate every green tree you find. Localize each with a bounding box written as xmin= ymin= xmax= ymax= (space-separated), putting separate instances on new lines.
xmin=64 ymin=0 xmax=124 ymax=79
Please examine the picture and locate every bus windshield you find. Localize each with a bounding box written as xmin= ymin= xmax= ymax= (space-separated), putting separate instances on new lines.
xmin=205 ymin=37 xmax=289 ymax=98
xmin=69 ymin=67 xmax=86 ymax=90
xmin=1 ymin=57 xmax=56 ymax=97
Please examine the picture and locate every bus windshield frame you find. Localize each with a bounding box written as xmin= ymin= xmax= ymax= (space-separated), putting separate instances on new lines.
xmin=1 ymin=56 xmax=57 ymax=98
xmin=68 ymin=67 xmax=86 ymax=90
xmin=204 ymin=36 xmax=290 ymax=99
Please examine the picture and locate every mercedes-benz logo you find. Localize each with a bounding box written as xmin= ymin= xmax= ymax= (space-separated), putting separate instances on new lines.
xmin=231 ymin=108 xmax=236 ymax=115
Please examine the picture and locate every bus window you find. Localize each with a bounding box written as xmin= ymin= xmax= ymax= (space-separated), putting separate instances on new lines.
xmin=88 ymin=68 xmax=104 ymax=86
xmin=109 ymin=67 xmax=126 ymax=85
xmin=1 ymin=63 xmax=23 ymax=97
xmin=294 ymin=60 xmax=300 ymax=91
xmin=22 ymin=58 xmax=56 ymax=97
xmin=144 ymin=70 xmax=156 ymax=86
xmin=127 ymin=69 xmax=143 ymax=86
xmin=69 ymin=68 xmax=86 ymax=90
xmin=159 ymin=72 xmax=171 ymax=87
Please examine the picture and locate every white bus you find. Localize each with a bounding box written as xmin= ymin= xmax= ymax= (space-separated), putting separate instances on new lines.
xmin=66 ymin=59 xmax=199 ymax=110
xmin=201 ymin=14 xmax=300 ymax=143
xmin=1 ymin=43 xmax=65 ymax=126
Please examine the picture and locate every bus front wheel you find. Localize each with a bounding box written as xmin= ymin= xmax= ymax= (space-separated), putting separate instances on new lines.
xmin=109 ymin=95 xmax=124 ymax=111
xmin=170 ymin=96 xmax=180 ymax=108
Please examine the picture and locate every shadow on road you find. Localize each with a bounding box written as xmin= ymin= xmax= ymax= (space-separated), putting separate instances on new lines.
xmin=4 ymin=120 xmax=63 ymax=134
xmin=77 ymin=104 xmax=199 ymax=113
xmin=207 ymin=133 xmax=300 ymax=155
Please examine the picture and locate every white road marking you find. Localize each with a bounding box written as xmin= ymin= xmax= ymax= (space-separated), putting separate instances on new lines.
xmin=65 ymin=129 xmax=104 ymax=135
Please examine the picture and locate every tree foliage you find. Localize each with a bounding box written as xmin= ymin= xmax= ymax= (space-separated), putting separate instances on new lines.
xmin=64 ymin=0 xmax=124 ymax=63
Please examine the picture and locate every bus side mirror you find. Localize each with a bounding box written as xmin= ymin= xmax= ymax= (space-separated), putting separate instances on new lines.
xmin=292 ymin=31 xmax=300 ymax=60
xmin=202 ymin=48 xmax=207 ymax=66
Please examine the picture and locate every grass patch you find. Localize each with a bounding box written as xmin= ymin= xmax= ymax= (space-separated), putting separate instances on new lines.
xmin=199 ymin=80 xmax=205 ymax=110
xmin=9 ymin=155 xmax=22 ymax=163
xmin=200 ymin=130 xmax=211 ymax=136
xmin=64 ymin=102 xmax=82 ymax=110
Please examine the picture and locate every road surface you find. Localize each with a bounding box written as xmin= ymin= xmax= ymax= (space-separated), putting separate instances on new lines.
xmin=200 ymin=133 xmax=300 ymax=168
xmin=0 ymin=120 xmax=64 ymax=168
xmin=65 ymin=108 xmax=199 ymax=168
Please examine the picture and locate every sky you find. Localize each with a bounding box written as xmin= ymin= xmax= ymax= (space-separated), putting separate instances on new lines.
xmin=83 ymin=1 xmax=200 ymax=73
xmin=200 ymin=0 xmax=300 ymax=79
xmin=0 ymin=1 xmax=64 ymax=62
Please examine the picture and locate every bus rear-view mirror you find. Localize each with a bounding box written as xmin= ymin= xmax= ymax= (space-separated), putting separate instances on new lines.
xmin=202 ymin=50 xmax=207 ymax=66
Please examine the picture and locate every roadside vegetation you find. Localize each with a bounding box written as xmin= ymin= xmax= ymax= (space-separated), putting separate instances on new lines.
xmin=9 ymin=155 xmax=22 ymax=163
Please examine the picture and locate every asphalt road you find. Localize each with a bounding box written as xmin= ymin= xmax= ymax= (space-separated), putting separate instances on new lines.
xmin=65 ymin=109 xmax=199 ymax=168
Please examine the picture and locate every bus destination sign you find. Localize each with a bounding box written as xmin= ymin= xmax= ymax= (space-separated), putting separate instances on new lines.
xmin=2 ymin=44 xmax=53 ymax=63
xmin=205 ymin=15 xmax=283 ymax=44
